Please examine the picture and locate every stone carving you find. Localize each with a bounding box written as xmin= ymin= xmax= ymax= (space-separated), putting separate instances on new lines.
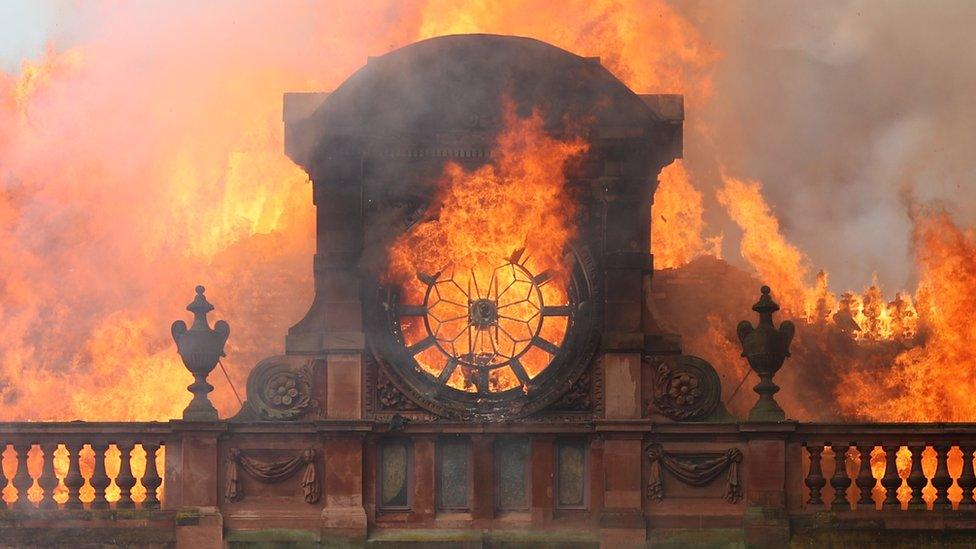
xmin=646 ymin=443 xmax=742 ymax=504
xmin=171 ymin=285 xmax=229 ymax=421
xmin=225 ymin=447 xmax=320 ymax=504
xmin=234 ymin=358 xmax=316 ymax=421
xmin=549 ymin=371 xmax=593 ymax=411
xmin=650 ymin=355 xmax=721 ymax=421
xmin=377 ymin=373 xmax=418 ymax=411
xmin=737 ymin=286 xmax=795 ymax=421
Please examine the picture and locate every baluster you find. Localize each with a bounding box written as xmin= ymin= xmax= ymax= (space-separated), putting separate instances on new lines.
xmin=881 ymin=445 xmax=902 ymax=509
xmin=804 ymin=444 xmax=826 ymax=506
xmin=0 ymin=442 xmax=7 ymax=510
xmin=958 ymin=445 xmax=976 ymax=508
xmin=830 ymin=443 xmax=852 ymax=510
xmin=37 ymin=443 xmax=60 ymax=510
xmin=89 ymin=442 xmax=110 ymax=509
xmin=931 ymin=444 xmax=952 ymax=509
xmin=12 ymin=443 xmax=35 ymax=509
xmin=63 ymin=441 xmax=85 ymax=510
xmin=115 ymin=443 xmax=136 ymax=509
xmin=142 ymin=443 xmax=162 ymax=509
xmin=906 ymin=445 xmax=926 ymax=509
xmin=855 ymin=444 xmax=876 ymax=509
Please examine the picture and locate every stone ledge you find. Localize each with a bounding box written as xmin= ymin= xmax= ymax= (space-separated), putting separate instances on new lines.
xmin=366 ymin=528 xmax=600 ymax=547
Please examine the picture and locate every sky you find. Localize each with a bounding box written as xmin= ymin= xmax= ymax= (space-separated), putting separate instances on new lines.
xmin=0 ymin=1 xmax=60 ymax=71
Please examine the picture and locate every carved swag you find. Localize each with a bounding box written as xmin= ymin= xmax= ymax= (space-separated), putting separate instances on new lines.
xmin=225 ymin=447 xmax=320 ymax=504
xmin=645 ymin=443 xmax=742 ymax=504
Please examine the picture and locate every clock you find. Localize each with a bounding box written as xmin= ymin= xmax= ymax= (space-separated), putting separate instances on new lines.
xmin=368 ymin=245 xmax=600 ymax=420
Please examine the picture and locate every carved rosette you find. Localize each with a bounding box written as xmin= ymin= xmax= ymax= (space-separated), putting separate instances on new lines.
xmin=549 ymin=371 xmax=593 ymax=412
xmin=376 ymin=368 xmax=419 ymax=412
xmin=233 ymin=357 xmax=317 ymax=421
xmin=648 ymin=355 xmax=721 ymax=421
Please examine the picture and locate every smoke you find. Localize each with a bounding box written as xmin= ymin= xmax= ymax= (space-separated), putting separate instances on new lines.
xmin=0 ymin=2 xmax=425 ymax=419
xmin=1 ymin=0 xmax=972 ymax=421
xmin=676 ymin=0 xmax=976 ymax=293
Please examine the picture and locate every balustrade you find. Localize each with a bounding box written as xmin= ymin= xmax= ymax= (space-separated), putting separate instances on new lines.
xmin=0 ymin=424 xmax=167 ymax=510
xmin=798 ymin=425 xmax=976 ymax=513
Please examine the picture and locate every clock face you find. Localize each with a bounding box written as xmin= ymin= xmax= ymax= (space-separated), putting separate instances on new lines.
xmin=369 ymin=245 xmax=600 ymax=420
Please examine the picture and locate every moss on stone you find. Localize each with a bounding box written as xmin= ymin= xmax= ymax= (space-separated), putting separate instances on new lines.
xmin=227 ymin=528 xmax=322 ymax=548
xmin=364 ymin=528 xmax=599 ymax=548
xmin=647 ymin=528 xmax=745 ymax=548
xmin=175 ymin=507 xmax=202 ymax=526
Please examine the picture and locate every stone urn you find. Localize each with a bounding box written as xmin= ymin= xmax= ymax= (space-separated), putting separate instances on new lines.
xmin=736 ymin=286 xmax=795 ymax=421
xmin=172 ymin=285 xmax=230 ymax=421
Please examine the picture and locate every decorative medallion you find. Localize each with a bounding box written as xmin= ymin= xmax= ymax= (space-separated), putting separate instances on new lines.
xmin=649 ymin=355 xmax=721 ymax=421
xmin=233 ymin=357 xmax=317 ymax=421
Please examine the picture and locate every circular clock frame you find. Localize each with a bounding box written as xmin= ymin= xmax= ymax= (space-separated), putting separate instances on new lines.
xmin=367 ymin=245 xmax=601 ymax=421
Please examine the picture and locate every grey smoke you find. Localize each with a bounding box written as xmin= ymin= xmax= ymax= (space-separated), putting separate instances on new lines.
xmin=674 ymin=0 xmax=976 ymax=293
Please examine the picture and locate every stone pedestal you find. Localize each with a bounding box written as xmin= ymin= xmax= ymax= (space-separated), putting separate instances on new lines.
xmin=321 ymin=434 xmax=368 ymax=542
xmin=326 ymin=353 xmax=363 ymax=419
xmin=600 ymin=436 xmax=646 ymax=545
xmin=170 ymin=423 xmax=226 ymax=548
xmin=742 ymin=423 xmax=796 ymax=548
xmin=175 ymin=506 xmax=223 ymax=549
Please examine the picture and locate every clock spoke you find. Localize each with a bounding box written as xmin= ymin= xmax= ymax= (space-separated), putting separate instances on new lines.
xmin=532 ymin=269 xmax=552 ymax=286
xmin=408 ymin=336 xmax=436 ymax=355
xmin=531 ymin=335 xmax=560 ymax=355
xmin=510 ymin=357 xmax=532 ymax=386
xmin=398 ymin=304 xmax=427 ymax=316
xmin=542 ymin=305 xmax=571 ymax=316
xmin=437 ymin=357 xmax=459 ymax=384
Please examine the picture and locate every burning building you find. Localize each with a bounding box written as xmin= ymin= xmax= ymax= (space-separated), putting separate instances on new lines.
xmin=2 ymin=33 xmax=976 ymax=548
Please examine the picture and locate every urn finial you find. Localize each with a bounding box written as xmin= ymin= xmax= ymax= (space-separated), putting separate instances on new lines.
xmin=737 ymin=285 xmax=795 ymax=422
xmin=172 ymin=285 xmax=230 ymax=421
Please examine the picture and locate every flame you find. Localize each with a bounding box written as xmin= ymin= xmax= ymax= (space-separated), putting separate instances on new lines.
xmin=652 ymin=160 xmax=722 ymax=269
xmin=386 ymin=105 xmax=585 ymax=392
xmin=716 ymin=172 xmax=822 ymax=318
xmin=0 ymin=0 xmax=969 ymax=438
xmin=2 ymin=2 xmax=548 ymax=426
xmin=416 ymin=0 xmax=718 ymax=105
xmin=839 ymin=213 xmax=976 ymax=421
xmin=0 ymin=0 xmax=714 ymax=427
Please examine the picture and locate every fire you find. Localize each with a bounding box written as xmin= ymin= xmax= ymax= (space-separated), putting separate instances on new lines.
xmin=0 ymin=0 xmax=970 ymax=444
xmin=652 ymin=160 xmax=722 ymax=269
xmin=714 ymin=171 xmax=921 ymax=341
xmin=716 ymin=172 xmax=823 ymax=319
xmin=416 ymin=0 xmax=718 ymax=104
xmin=839 ymin=212 xmax=976 ymax=421
xmin=386 ymin=105 xmax=585 ymax=392
xmin=0 ymin=0 xmax=714 ymax=426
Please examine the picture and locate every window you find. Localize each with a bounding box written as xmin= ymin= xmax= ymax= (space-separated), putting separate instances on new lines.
xmin=437 ymin=437 xmax=470 ymax=511
xmin=555 ymin=440 xmax=587 ymax=509
xmin=379 ymin=440 xmax=410 ymax=510
xmin=496 ymin=437 xmax=530 ymax=511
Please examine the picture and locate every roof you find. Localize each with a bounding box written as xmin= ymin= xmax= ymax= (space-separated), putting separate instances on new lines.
xmin=286 ymin=34 xmax=663 ymax=169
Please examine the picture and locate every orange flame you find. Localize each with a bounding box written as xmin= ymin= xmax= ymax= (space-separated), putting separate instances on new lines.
xmin=652 ymin=160 xmax=722 ymax=269
xmin=839 ymin=213 xmax=976 ymax=421
xmin=387 ymin=105 xmax=585 ymax=392
xmin=1 ymin=2 xmax=970 ymax=431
